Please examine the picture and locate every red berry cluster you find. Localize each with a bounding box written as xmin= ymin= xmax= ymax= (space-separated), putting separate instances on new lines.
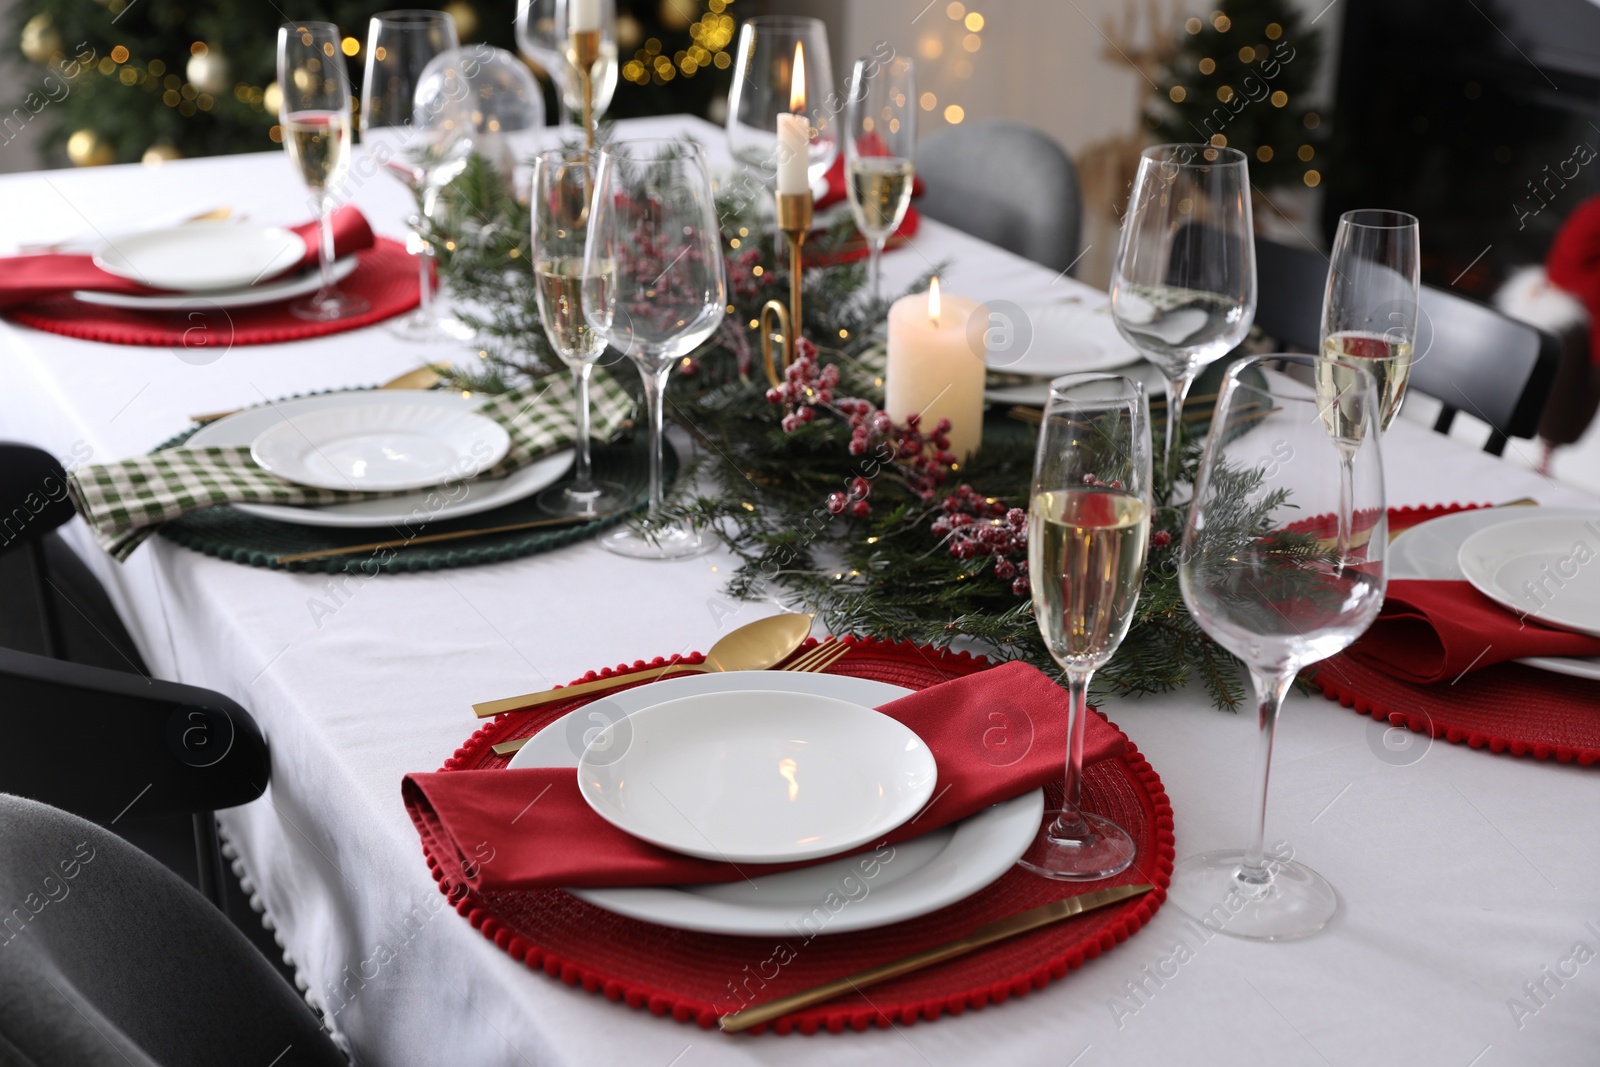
xmin=932 ymin=485 xmax=1031 ymax=595
xmin=825 ymin=476 xmax=873 ymax=518
xmin=1150 ymin=529 xmax=1173 ymax=549
xmin=765 ymin=338 xmax=839 ymax=433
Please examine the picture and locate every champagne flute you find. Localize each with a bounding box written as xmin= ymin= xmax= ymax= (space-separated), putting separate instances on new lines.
xmin=1020 ymin=374 xmax=1152 ymax=881
xmin=361 ymin=10 xmax=471 ymax=342
xmin=843 ymin=54 xmax=915 ymax=300
xmin=1110 ymin=144 xmax=1256 ymax=488
xmin=726 ymin=16 xmax=838 ymax=190
xmin=514 ymin=0 xmax=617 ymax=135
xmin=581 ymin=140 xmax=726 ymax=559
xmin=530 ymin=149 xmax=626 ymax=517
xmin=277 ymin=22 xmax=368 ymax=322
xmin=1174 ymin=354 xmax=1388 ymax=940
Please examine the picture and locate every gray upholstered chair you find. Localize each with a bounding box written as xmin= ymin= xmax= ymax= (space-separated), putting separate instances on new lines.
xmin=0 ymin=794 xmax=346 ymax=1066
xmin=915 ymin=120 xmax=1082 ymax=274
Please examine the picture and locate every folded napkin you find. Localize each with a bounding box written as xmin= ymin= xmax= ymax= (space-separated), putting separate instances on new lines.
xmin=1344 ymin=579 xmax=1600 ymax=684
xmin=0 ymin=206 xmax=374 ymax=310
xmin=403 ymin=660 xmax=1125 ymax=893
xmin=68 ymin=372 xmax=634 ymax=561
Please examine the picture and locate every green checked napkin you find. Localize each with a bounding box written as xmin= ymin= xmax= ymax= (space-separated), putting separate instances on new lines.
xmin=69 ymin=373 xmax=635 ymax=561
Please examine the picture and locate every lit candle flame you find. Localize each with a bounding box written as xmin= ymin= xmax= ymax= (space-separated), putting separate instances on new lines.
xmin=778 ymin=757 xmax=799 ymax=801
xmin=928 ymin=275 xmax=941 ymax=326
xmin=789 ymin=42 xmax=806 ymax=113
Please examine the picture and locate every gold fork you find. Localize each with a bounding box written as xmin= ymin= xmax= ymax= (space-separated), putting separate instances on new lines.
xmin=488 ymin=640 xmax=853 ymax=757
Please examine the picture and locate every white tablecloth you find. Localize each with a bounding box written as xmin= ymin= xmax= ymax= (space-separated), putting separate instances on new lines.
xmin=2 ymin=116 xmax=1597 ymax=1067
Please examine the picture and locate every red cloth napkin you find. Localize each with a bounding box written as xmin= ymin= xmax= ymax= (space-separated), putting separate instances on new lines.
xmin=1343 ymin=579 xmax=1600 ymax=684
xmin=0 ymin=206 xmax=375 ymax=310
xmin=404 ymin=661 xmax=1124 ymax=892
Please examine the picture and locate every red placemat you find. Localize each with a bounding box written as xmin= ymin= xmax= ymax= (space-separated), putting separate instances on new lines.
xmin=8 ymin=237 xmax=418 ymax=347
xmin=1310 ymin=502 xmax=1600 ymax=765
xmin=424 ymin=637 xmax=1174 ymax=1034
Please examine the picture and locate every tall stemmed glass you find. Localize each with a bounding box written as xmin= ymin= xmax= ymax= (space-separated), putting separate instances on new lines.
xmin=277 ymin=22 xmax=368 ymax=322
xmin=361 ymin=10 xmax=472 ymax=341
xmin=582 ymin=140 xmax=726 ymax=559
xmin=1110 ymin=144 xmax=1256 ymax=488
xmin=1175 ymin=355 xmax=1388 ymax=940
xmin=1020 ymin=374 xmax=1152 ymax=880
xmin=726 ymin=16 xmax=837 ymax=190
xmin=844 ymin=55 xmax=915 ymax=300
xmin=531 ymin=149 xmax=626 ymax=517
xmin=1318 ymin=210 xmax=1420 ymax=551
xmin=514 ymin=0 xmax=617 ymax=136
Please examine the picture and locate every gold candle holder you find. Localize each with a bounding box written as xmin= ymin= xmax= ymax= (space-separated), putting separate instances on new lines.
xmin=761 ymin=191 xmax=813 ymax=389
xmin=568 ymin=28 xmax=601 ymax=158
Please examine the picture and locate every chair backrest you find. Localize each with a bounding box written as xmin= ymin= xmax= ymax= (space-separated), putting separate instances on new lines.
xmin=916 ymin=120 xmax=1082 ymax=274
xmin=0 ymin=794 xmax=345 ymax=1066
xmin=0 ymin=647 xmax=269 ymax=822
xmin=1251 ymin=236 xmax=1560 ymax=454
xmin=0 ymin=444 xmax=76 ymax=550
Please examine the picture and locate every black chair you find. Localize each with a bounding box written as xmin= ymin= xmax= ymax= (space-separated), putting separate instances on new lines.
xmin=0 ymin=793 xmax=345 ymax=1066
xmin=0 ymin=444 xmax=270 ymax=909
xmin=917 ymin=121 xmax=1082 ymax=274
xmin=1252 ymin=237 xmax=1561 ymax=455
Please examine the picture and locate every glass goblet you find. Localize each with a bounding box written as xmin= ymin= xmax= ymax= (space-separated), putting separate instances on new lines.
xmin=843 ymin=54 xmax=915 ymax=299
xmin=726 ymin=16 xmax=837 ymax=191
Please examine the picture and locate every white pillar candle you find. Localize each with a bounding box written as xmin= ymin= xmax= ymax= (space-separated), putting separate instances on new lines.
xmin=884 ymin=277 xmax=986 ymax=461
xmin=569 ymin=0 xmax=602 ymax=34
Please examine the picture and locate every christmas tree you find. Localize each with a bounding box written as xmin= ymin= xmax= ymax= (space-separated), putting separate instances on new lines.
xmin=5 ymin=0 xmax=742 ymax=167
xmin=1145 ymin=0 xmax=1324 ymax=191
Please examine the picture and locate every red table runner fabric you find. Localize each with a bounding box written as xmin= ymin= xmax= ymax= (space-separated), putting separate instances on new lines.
xmin=1312 ymin=503 xmax=1600 ymax=765
xmin=416 ymin=637 xmax=1174 ymax=1034
xmin=7 ymin=237 xmax=418 ymax=347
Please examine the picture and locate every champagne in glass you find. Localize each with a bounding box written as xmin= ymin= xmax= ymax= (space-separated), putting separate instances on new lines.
xmin=843 ymin=55 xmax=915 ymax=298
xmin=1021 ymin=374 xmax=1152 ymax=881
xmin=1316 ymin=331 xmax=1414 ymax=442
xmin=1318 ymin=210 xmax=1421 ymax=435
xmin=1111 ymin=145 xmax=1256 ymax=488
xmin=1174 ymin=354 xmax=1388 ymax=940
xmin=277 ymin=22 xmax=368 ymax=322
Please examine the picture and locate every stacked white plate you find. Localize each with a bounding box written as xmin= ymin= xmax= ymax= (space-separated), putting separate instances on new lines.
xmin=985 ymin=300 xmax=1143 ymax=405
xmin=1389 ymin=507 xmax=1600 ymax=681
xmin=509 ymin=671 xmax=1044 ymax=936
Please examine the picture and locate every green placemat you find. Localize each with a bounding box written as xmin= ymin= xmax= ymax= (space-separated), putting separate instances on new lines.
xmin=151 ymin=419 xmax=673 ymax=575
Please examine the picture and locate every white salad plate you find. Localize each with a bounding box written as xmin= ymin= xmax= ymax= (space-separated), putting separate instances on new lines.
xmin=1458 ymin=516 xmax=1600 ymax=641
xmin=188 ymin=391 xmax=572 ymax=528
xmin=983 ymin=301 xmax=1141 ymax=379
xmin=76 ymin=256 xmax=358 ymax=310
xmin=509 ymin=671 xmax=1043 ymax=936
xmin=94 ymin=222 xmax=305 ymax=291
xmin=1390 ymin=507 xmax=1600 ymax=681
xmin=576 ymin=689 xmax=938 ymax=864
xmin=249 ymin=397 xmax=511 ymax=493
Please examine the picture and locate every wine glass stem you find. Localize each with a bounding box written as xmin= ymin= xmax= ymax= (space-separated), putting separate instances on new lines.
xmin=1333 ymin=448 xmax=1356 ymax=566
xmin=1049 ymin=668 xmax=1093 ymax=839
xmin=314 ymin=196 xmax=337 ymax=299
xmin=868 ymin=235 xmax=886 ymax=300
xmin=571 ymin=360 xmax=596 ymax=492
xmin=1163 ymin=369 xmax=1197 ymax=486
xmin=1241 ymin=667 xmax=1294 ymax=887
xmin=636 ymin=360 xmax=672 ymax=520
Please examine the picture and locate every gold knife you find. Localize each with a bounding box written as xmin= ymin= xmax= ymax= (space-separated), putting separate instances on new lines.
xmin=717 ymin=882 xmax=1153 ymax=1033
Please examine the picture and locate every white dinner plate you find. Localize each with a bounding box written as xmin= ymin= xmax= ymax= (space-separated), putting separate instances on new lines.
xmin=75 ymin=256 xmax=359 ymax=310
xmin=984 ymin=301 xmax=1141 ymax=379
xmin=250 ymin=398 xmax=511 ymax=492
xmin=94 ymin=222 xmax=305 ymax=291
xmin=1390 ymin=507 xmax=1600 ymax=680
xmin=187 ymin=391 xmax=573 ymax=528
xmin=508 ymin=670 xmax=1043 ymax=936
xmin=1458 ymin=516 xmax=1600 ymax=640
xmin=577 ymin=689 xmax=937 ymax=864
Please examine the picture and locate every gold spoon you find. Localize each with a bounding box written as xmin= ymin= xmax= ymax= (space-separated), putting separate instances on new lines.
xmin=472 ymin=612 xmax=814 ymax=718
xmin=187 ymin=364 xmax=448 ymax=425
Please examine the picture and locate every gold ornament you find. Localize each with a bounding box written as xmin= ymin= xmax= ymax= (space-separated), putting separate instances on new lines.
xmin=442 ymin=1 xmax=480 ymax=40
xmin=20 ymin=13 xmax=62 ymax=63
xmin=186 ymin=49 xmax=230 ymax=95
xmin=142 ymin=141 xmax=181 ymax=165
xmin=66 ymin=129 xmax=114 ymax=167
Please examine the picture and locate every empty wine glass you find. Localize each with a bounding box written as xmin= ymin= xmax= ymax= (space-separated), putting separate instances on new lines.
xmin=514 ymin=0 xmax=617 ymax=134
xmin=360 ymin=9 xmax=472 ymax=341
xmin=1111 ymin=144 xmax=1256 ymax=487
xmin=726 ymin=16 xmax=837 ymax=190
xmin=530 ymin=149 xmax=626 ymax=517
xmin=581 ymin=140 xmax=727 ymax=559
xmin=419 ymin=46 xmax=546 ymax=196
xmin=277 ymin=21 xmax=368 ymax=322
xmin=1020 ymin=374 xmax=1152 ymax=880
xmin=1174 ymin=354 xmax=1388 ymax=940
xmin=844 ymin=54 xmax=915 ymax=299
